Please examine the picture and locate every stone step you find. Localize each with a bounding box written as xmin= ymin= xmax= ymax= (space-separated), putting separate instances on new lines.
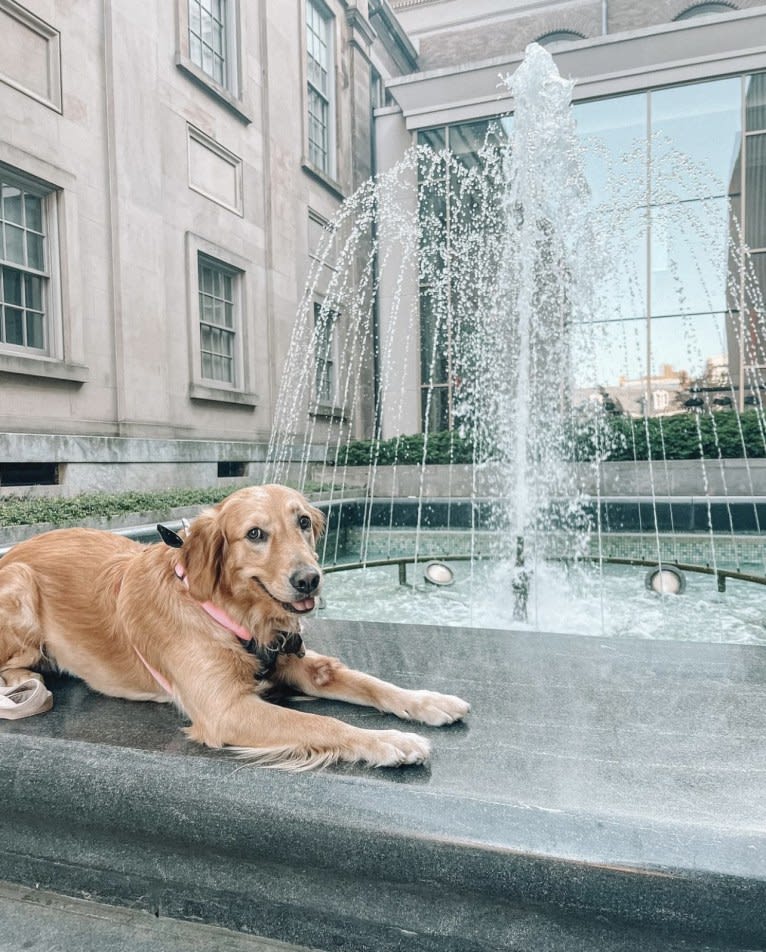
xmin=1 ymin=620 xmax=764 ymax=951
xmin=0 ymin=881 xmax=318 ymax=952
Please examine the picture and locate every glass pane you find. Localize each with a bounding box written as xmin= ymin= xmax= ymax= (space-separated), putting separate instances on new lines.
xmin=26 ymin=232 xmax=44 ymax=270
xmin=200 ymin=293 xmax=214 ymax=323
xmin=4 ymin=306 xmax=23 ymax=344
xmin=650 ymin=312 xmax=730 ymax=414
xmin=418 ymin=127 xmax=446 ymax=152
xmin=422 ymin=385 xmax=450 ymax=432
xmin=223 ymin=301 xmax=233 ymax=328
xmin=24 ymin=273 xmax=42 ymax=311
xmin=449 ymin=121 xmax=494 ymax=169
xmin=26 ymin=311 xmax=44 ymax=349
xmin=4 ymin=223 xmax=24 ymax=264
xmin=419 ymin=291 xmax=449 ymax=385
xmin=573 ymin=92 xmax=648 ymax=206
xmin=2 ymin=186 xmax=22 ymax=225
xmin=202 ymin=44 xmax=214 ymax=78
xmin=200 ymin=264 xmax=213 ymax=293
xmin=23 ymin=194 xmax=43 ymax=232
xmin=651 ymin=198 xmax=731 ymax=316
xmin=2 ymin=267 xmax=22 ymax=305
xmin=189 ymin=32 xmax=202 ymax=67
xmin=573 ymin=318 xmax=646 ymax=415
xmin=745 ymin=73 xmax=766 ymax=132
xmin=745 ymin=133 xmax=766 ymax=249
xmin=202 ymin=352 xmax=214 ymax=378
xmin=222 ymin=273 xmax=232 ymax=301
xmin=189 ymin=0 xmax=202 ymax=36
xmin=651 ymin=78 xmax=741 ymax=201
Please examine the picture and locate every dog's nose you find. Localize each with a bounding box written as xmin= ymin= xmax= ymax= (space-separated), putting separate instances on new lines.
xmin=290 ymin=567 xmax=321 ymax=595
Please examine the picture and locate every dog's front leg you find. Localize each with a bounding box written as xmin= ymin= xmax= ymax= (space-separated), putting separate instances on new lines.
xmin=275 ymin=649 xmax=470 ymax=726
xmin=185 ymin=689 xmax=432 ymax=769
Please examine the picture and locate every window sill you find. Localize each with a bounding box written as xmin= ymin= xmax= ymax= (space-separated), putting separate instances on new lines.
xmin=301 ymin=162 xmax=346 ymax=201
xmin=175 ymin=56 xmax=253 ymax=125
xmin=189 ymin=382 xmax=258 ymax=407
xmin=311 ymin=401 xmax=347 ymax=421
xmin=0 ymin=351 xmax=88 ymax=383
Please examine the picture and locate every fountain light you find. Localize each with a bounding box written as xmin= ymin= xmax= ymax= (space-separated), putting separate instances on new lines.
xmin=645 ymin=565 xmax=686 ymax=595
xmin=423 ymin=561 xmax=455 ymax=587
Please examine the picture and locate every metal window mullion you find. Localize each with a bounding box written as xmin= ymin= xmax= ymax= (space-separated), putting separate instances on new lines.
xmin=739 ymin=74 xmax=748 ymax=411
xmin=645 ymin=91 xmax=652 ymax=417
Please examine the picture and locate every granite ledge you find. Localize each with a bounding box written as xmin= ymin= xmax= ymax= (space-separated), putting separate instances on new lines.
xmin=1 ymin=620 xmax=765 ymax=951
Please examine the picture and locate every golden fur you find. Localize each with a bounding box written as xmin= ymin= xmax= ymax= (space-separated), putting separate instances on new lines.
xmin=0 ymin=484 xmax=469 ymax=768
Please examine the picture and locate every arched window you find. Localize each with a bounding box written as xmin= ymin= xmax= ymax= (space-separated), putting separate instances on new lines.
xmin=535 ymin=30 xmax=585 ymax=47
xmin=674 ymin=2 xmax=736 ymax=20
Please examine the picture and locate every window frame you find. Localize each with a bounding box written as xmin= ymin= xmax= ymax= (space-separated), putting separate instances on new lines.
xmin=0 ymin=169 xmax=51 ymax=355
xmin=304 ymin=0 xmax=338 ymax=183
xmin=186 ymin=233 xmax=257 ymax=406
xmin=175 ymin=0 xmax=252 ymax=124
xmin=314 ymin=298 xmax=339 ymax=407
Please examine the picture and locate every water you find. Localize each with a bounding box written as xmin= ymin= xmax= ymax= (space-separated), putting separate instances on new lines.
xmin=319 ymin=561 xmax=766 ymax=644
xmin=265 ymin=43 xmax=766 ymax=637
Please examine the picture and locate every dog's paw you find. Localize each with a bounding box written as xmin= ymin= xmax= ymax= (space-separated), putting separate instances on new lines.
xmin=389 ymin=690 xmax=470 ymax=726
xmin=361 ymin=729 xmax=431 ymax=767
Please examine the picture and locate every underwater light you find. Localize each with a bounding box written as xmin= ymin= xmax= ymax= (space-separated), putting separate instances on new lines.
xmin=424 ymin=561 xmax=455 ymax=587
xmin=645 ymin=565 xmax=686 ymax=595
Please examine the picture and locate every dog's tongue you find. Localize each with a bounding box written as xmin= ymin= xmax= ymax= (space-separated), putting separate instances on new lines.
xmin=293 ymin=597 xmax=315 ymax=613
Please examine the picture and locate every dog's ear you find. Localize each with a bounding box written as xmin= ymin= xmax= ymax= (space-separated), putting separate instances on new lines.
xmin=182 ymin=509 xmax=226 ymax=599
xmin=309 ymin=504 xmax=326 ymax=545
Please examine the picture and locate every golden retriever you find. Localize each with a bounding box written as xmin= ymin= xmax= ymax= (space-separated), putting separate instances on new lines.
xmin=0 ymin=484 xmax=469 ymax=768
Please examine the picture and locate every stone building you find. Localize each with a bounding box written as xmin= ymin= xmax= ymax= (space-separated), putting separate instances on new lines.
xmin=0 ymin=0 xmax=415 ymax=493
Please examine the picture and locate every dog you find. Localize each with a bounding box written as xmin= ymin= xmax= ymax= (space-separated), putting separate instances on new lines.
xmin=0 ymin=484 xmax=469 ymax=768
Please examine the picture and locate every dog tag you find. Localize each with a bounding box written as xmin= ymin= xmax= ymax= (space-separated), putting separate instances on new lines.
xmin=157 ymin=524 xmax=184 ymax=548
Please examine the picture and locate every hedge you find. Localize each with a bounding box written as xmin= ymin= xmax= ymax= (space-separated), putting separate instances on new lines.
xmin=335 ymin=410 xmax=766 ymax=467
xmin=0 ymin=486 xmax=236 ymax=528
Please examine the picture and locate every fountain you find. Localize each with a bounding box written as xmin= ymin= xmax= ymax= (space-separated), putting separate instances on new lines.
xmin=265 ymin=44 xmax=766 ymax=643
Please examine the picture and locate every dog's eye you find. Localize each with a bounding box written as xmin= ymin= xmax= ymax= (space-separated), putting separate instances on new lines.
xmin=298 ymin=515 xmax=312 ymax=531
xmin=247 ymin=527 xmax=265 ymax=542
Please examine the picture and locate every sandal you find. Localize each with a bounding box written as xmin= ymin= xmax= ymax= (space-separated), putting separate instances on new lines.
xmin=0 ymin=678 xmax=53 ymax=720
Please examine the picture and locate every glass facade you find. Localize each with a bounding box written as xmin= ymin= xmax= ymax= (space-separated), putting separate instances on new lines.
xmin=417 ymin=71 xmax=766 ymax=429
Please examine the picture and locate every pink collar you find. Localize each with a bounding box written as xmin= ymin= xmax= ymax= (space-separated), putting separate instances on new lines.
xmin=133 ymin=562 xmax=252 ymax=696
xmin=173 ymin=563 xmax=252 ymax=643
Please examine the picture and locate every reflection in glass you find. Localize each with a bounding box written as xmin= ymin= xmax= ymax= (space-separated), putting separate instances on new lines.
xmin=651 ymin=78 xmax=741 ymax=201
xmin=745 ymin=73 xmax=766 ymax=132
xmin=745 ymin=133 xmax=766 ymax=249
xmin=650 ymin=198 xmax=730 ymax=316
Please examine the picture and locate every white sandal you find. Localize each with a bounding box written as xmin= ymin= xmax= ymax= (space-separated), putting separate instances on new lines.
xmin=0 ymin=678 xmax=53 ymax=720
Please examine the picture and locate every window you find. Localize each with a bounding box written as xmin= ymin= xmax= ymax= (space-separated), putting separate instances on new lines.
xmin=198 ymin=255 xmax=238 ymax=385
xmin=535 ymin=30 xmax=585 ymax=46
xmin=306 ymin=0 xmax=335 ymax=177
xmin=314 ymin=301 xmax=337 ymax=404
xmin=674 ymin=3 xmax=736 ymax=19
xmin=188 ymin=0 xmax=230 ymax=89
xmin=0 ymin=172 xmax=50 ymax=353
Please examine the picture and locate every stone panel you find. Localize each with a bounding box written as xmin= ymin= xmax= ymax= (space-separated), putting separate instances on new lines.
xmin=187 ymin=125 xmax=243 ymax=215
xmin=0 ymin=0 xmax=61 ymax=110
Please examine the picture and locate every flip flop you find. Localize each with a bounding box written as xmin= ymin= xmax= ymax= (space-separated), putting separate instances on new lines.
xmin=0 ymin=678 xmax=53 ymax=720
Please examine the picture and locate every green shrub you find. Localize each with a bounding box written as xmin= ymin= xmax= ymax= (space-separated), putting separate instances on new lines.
xmin=0 ymin=486 xmax=237 ymax=528
xmin=337 ymin=410 xmax=766 ymax=467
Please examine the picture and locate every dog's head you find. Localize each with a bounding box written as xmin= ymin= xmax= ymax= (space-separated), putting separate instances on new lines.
xmin=181 ymin=484 xmax=325 ymax=627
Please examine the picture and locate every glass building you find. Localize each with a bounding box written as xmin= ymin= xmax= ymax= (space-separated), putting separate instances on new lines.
xmin=376 ymin=8 xmax=766 ymax=436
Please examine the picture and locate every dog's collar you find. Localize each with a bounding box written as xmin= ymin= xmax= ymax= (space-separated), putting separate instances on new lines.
xmin=173 ymin=563 xmax=251 ymax=643
xmin=172 ymin=561 xmax=305 ymax=680
xmin=246 ymin=629 xmax=306 ymax=681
